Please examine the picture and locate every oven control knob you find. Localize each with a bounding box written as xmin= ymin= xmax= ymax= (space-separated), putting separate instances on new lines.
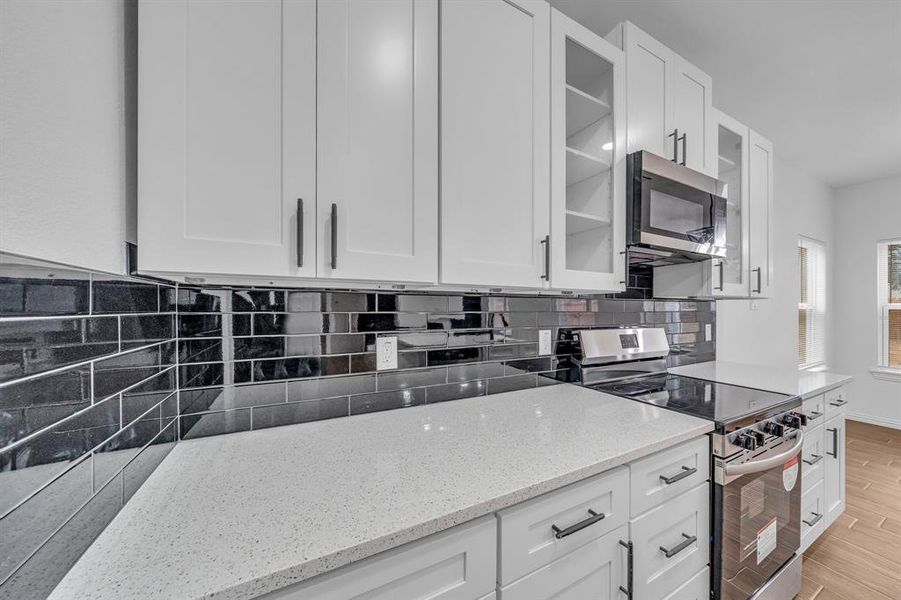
xmin=752 ymin=431 xmax=766 ymax=447
xmin=736 ymin=433 xmax=757 ymax=451
xmin=782 ymin=413 xmax=806 ymax=429
xmin=763 ymin=422 xmax=785 ymax=437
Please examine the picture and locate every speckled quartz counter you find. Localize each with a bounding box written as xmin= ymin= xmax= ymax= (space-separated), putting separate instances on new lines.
xmin=50 ymin=384 xmax=712 ymax=600
xmin=670 ymin=361 xmax=852 ymax=399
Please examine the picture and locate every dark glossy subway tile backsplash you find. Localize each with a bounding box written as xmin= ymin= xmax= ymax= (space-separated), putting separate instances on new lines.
xmin=0 ymin=257 xmax=714 ymax=598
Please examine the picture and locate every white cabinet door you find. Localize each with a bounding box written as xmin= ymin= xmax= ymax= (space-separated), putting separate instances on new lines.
xmin=662 ymin=567 xmax=709 ymax=600
xmin=824 ymin=415 xmax=846 ymax=527
xmin=138 ymin=0 xmax=316 ymax=278
xmin=748 ymin=130 xmax=774 ymax=298
xmin=619 ymin=23 xmax=672 ymax=160
xmin=317 ymin=0 xmax=438 ymax=283
xmin=672 ymin=59 xmax=715 ymax=177
xmin=549 ymin=10 xmax=626 ymax=292
xmin=497 ymin=525 xmax=629 ymax=600
xmin=800 ymin=479 xmax=827 ymax=553
xmin=259 ymin=517 xmax=496 ymax=600
xmin=440 ymin=0 xmax=550 ymax=288
xmin=802 ymin=424 xmax=826 ymax=493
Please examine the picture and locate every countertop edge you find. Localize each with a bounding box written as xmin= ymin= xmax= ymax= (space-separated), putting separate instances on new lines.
xmin=210 ymin=421 xmax=714 ymax=600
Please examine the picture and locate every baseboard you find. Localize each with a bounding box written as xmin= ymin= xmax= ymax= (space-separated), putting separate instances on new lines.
xmin=846 ymin=411 xmax=901 ymax=431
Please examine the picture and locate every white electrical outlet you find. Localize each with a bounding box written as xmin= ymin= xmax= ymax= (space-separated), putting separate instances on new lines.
xmin=750 ymin=300 xmax=759 ymax=311
xmin=538 ymin=329 xmax=552 ymax=355
xmin=376 ymin=336 xmax=398 ymax=370
xmin=705 ymin=324 xmax=712 ymax=342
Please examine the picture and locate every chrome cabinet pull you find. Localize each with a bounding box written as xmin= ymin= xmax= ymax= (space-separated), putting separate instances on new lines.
xmin=752 ymin=267 xmax=762 ymax=293
xmin=829 ymin=398 xmax=847 ymax=407
xmin=330 ymin=203 xmax=338 ymax=270
xmin=660 ymin=533 xmax=696 ymax=558
xmin=678 ymin=132 xmax=687 ymax=166
xmin=668 ymin=129 xmax=679 ymax=162
xmin=660 ymin=466 xmax=697 ymax=485
xmin=618 ymin=540 xmax=633 ymax=599
xmin=716 ymin=261 xmax=725 ymax=291
xmin=550 ymin=509 xmax=606 ymax=539
xmin=827 ymin=427 xmax=838 ymax=458
xmin=540 ymin=235 xmax=550 ymax=281
xmin=803 ymin=454 xmax=822 ymax=466
xmin=805 ymin=410 xmax=823 ymax=421
xmin=803 ymin=512 xmax=823 ymax=527
xmin=296 ymin=198 xmax=304 ymax=267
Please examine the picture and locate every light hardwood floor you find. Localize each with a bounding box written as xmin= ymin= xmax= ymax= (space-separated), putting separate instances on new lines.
xmin=796 ymin=420 xmax=901 ymax=600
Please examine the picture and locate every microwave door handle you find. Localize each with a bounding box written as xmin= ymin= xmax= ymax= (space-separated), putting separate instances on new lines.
xmin=724 ymin=432 xmax=804 ymax=477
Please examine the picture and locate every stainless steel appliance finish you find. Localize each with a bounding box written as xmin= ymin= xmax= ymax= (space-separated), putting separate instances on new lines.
xmin=566 ymin=327 xmax=803 ymax=600
xmin=627 ymin=150 xmax=728 ymax=261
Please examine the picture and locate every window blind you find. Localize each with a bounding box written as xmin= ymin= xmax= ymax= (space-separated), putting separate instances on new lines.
xmin=798 ymin=238 xmax=826 ymax=369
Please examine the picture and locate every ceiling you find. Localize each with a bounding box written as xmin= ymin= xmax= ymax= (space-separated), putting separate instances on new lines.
xmin=551 ymin=0 xmax=901 ymax=188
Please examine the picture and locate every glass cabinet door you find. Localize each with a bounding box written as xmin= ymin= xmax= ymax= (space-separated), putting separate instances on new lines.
xmin=712 ymin=109 xmax=751 ymax=297
xmin=549 ymin=10 xmax=625 ymax=292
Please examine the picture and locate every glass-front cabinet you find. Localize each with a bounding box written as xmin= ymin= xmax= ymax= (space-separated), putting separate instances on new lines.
xmin=549 ymin=9 xmax=626 ymax=292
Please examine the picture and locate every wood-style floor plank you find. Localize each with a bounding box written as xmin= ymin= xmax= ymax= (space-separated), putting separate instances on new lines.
xmin=797 ymin=420 xmax=901 ymax=600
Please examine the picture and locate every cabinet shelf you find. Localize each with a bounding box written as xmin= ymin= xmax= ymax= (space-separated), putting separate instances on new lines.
xmin=565 ymin=85 xmax=611 ymax=137
xmin=566 ymin=210 xmax=611 ymax=235
xmin=566 ymin=147 xmax=610 ymax=186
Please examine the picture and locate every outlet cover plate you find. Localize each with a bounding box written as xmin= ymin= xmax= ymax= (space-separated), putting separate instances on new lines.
xmin=538 ymin=330 xmax=552 ymax=355
xmin=377 ymin=336 xmax=398 ymax=370
xmin=705 ymin=324 xmax=712 ymax=342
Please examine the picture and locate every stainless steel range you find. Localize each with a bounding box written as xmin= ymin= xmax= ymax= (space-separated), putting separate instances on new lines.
xmin=565 ymin=327 xmax=805 ymax=600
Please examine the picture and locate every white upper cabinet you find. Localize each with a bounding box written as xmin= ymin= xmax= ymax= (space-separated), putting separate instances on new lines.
xmin=138 ymin=0 xmax=316 ymax=278
xmin=317 ymin=0 xmax=438 ymax=284
xmin=749 ymin=130 xmax=774 ymax=298
xmin=608 ymin=22 xmax=716 ymax=178
xmin=712 ymin=108 xmax=750 ymax=297
xmin=440 ymin=0 xmax=550 ymax=289
xmin=549 ymin=10 xmax=626 ymax=292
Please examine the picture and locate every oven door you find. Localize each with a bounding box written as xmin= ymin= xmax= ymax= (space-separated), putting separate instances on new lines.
xmin=715 ymin=434 xmax=803 ymax=600
xmin=639 ymin=171 xmax=727 ymax=256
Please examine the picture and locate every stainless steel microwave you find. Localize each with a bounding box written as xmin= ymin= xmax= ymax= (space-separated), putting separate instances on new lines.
xmin=627 ymin=150 xmax=728 ymax=260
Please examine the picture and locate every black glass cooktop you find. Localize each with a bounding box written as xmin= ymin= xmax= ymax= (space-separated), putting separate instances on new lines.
xmin=589 ymin=374 xmax=800 ymax=430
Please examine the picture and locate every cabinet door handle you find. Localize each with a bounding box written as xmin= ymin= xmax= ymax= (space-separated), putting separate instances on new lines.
xmin=330 ymin=203 xmax=338 ymax=270
xmin=678 ymin=132 xmax=687 ymax=166
xmin=660 ymin=465 xmax=697 ymax=485
xmin=803 ymin=454 xmax=822 ymax=466
xmin=716 ymin=261 xmax=725 ymax=291
xmin=829 ymin=398 xmax=848 ymax=407
xmin=827 ymin=427 xmax=838 ymax=458
xmin=619 ymin=250 xmax=628 ymax=285
xmin=618 ymin=540 xmax=634 ymax=599
xmin=805 ymin=411 xmax=823 ymax=421
xmin=660 ymin=533 xmax=696 ymax=558
xmin=296 ymin=198 xmax=304 ymax=267
xmin=668 ymin=129 xmax=679 ymax=162
xmin=803 ymin=512 xmax=823 ymax=527
xmin=550 ymin=509 xmax=606 ymax=539
xmin=540 ymin=235 xmax=550 ymax=281
xmin=752 ymin=267 xmax=762 ymax=293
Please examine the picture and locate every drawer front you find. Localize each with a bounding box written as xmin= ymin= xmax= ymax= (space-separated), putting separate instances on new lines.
xmin=629 ymin=436 xmax=710 ymax=517
xmin=662 ymin=566 xmax=710 ymax=600
xmin=800 ymin=479 xmax=826 ymax=553
xmin=498 ymin=466 xmax=629 ymax=586
xmin=261 ymin=516 xmax=496 ymax=600
xmin=498 ymin=524 xmax=629 ymax=600
xmin=631 ymin=482 xmax=710 ymax=600
xmin=825 ymin=387 xmax=848 ymax=418
xmin=801 ymin=424 xmax=825 ymax=492
xmin=801 ymin=394 xmax=826 ymax=428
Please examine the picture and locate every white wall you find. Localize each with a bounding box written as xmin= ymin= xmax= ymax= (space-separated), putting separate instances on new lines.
xmin=833 ymin=175 xmax=901 ymax=428
xmin=717 ymin=156 xmax=836 ymax=370
xmin=0 ymin=0 xmax=135 ymax=275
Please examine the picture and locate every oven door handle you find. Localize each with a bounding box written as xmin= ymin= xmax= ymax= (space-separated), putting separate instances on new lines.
xmin=724 ymin=432 xmax=804 ymax=477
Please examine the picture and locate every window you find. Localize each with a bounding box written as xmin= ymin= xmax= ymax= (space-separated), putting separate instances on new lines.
xmin=798 ymin=237 xmax=826 ymax=369
xmin=877 ymin=239 xmax=901 ymax=373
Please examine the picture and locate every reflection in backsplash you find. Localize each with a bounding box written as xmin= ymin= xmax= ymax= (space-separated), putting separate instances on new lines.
xmin=0 ymin=258 xmax=714 ymax=598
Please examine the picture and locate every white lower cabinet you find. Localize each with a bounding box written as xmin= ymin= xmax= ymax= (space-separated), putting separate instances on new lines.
xmin=801 ymin=423 xmax=825 ymax=493
xmin=630 ymin=482 xmax=710 ymax=600
xmin=800 ymin=479 xmax=827 ymax=553
xmin=663 ymin=566 xmax=710 ymax=600
xmin=257 ymin=516 xmax=496 ymax=600
xmin=497 ymin=525 xmax=629 ymax=600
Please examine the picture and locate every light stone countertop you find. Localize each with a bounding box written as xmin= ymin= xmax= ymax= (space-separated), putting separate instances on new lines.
xmin=670 ymin=360 xmax=852 ymax=399
xmin=50 ymin=384 xmax=712 ymax=600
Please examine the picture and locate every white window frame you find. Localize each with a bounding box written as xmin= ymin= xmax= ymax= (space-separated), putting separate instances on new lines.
xmin=873 ymin=238 xmax=901 ymax=381
xmin=798 ymin=236 xmax=826 ymax=371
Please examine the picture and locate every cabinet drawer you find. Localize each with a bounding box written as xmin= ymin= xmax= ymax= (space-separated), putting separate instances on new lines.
xmin=498 ymin=466 xmax=629 ymax=586
xmin=802 ymin=425 xmax=825 ymax=492
xmin=800 ymin=479 xmax=826 ymax=553
xmin=662 ymin=567 xmax=710 ymax=600
xmin=629 ymin=436 xmax=709 ymax=517
xmin=630 ymin=482 xmax=710 ymax=600
xmin=259 ymin=516 xmax=496 ymax=600
xmin=498 ymin=524 xmax=629 ymax=600
xmin=825 ymin=387 xmax=848 ymax=418
xmin=801 ymin=394 xmax=826 ymax=427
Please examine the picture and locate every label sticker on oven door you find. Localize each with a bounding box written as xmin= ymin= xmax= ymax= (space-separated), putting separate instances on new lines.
xmin=783 ymin=455 xmax=800 ymax=491
xmin=757 ymin=516 xmax=778 ymax=564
